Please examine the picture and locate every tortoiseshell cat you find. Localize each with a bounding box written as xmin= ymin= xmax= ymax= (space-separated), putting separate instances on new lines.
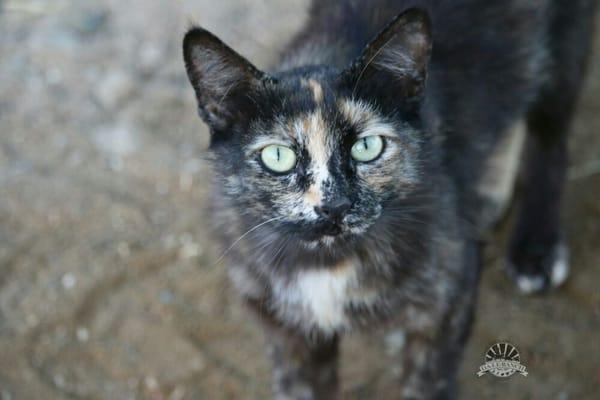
xmin=182 ymin=1 xmax=595 ymax=398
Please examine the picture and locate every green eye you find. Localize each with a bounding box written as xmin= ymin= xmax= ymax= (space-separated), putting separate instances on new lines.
xmin=351 ymin=135 xmax=384 ymax=162
xmin=260 ymin=145 xmax=297 ymax=173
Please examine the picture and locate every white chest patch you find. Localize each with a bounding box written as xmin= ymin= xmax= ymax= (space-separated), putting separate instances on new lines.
xmin=272 ymin=262 xmax=359 ymax=334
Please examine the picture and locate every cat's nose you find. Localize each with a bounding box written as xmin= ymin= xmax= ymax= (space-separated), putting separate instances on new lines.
xmin=315 ymin=197 xmax=352 ymax=223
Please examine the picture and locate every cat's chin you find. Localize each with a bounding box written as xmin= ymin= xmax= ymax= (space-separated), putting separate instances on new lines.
xmin=300 ymin=235 xmax=339 ymax=249
xmin=296 ymin=222 xmax=373 ymax=250
xmin=298 ymin=230 xmax=365 ymax=252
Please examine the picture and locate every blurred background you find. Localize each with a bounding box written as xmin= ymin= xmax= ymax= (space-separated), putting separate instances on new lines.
xmin=0 ymin=1 xmax=599 ymax=399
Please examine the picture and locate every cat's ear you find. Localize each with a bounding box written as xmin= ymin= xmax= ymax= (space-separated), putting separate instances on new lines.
xmin=183 ymin=27 xmax=268 ymax=132
xmin=342 ymin=8 xmax=432 ymax=100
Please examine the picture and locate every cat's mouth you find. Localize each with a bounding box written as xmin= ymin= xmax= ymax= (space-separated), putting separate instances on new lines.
xmin=304 ymin=220 xmax=344 ymax=237
xmin=279 ymin=218 xmax=371 ymax=250
xmin=296 ymin=220 xmax=354 ymax=248
xmin=316 ymin=221 xmax=344 ymax=237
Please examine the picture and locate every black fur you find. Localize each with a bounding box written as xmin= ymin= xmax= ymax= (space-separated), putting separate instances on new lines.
xmin=182 ymin=1 xmax=596 ymax=398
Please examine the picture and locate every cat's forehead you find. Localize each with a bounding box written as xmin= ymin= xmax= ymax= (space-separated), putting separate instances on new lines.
xmin=301 ymin=78 xmax=325 ymax=104
xmin=247 ymin=77 xmax=397 ymax=152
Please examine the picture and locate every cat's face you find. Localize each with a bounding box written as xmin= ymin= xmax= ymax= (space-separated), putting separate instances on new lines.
xmin=215 ymin=74 xmax=424 ymax=248
xmin=183 ymin=10 xmax=433 ymax=255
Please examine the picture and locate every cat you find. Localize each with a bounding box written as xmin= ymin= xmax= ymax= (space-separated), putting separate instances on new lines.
xmin=182 ymin=1 xmax=596 ymax=398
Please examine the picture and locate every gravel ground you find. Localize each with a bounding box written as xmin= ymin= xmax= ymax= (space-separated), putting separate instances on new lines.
xmin=0 ymin=1 xmax=598 ymax=399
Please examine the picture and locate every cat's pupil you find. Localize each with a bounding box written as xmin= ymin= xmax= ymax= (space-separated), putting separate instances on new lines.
xmin=276 ymin=147 xmax=280 ymax=161
xmin=363 ymin=138 xmax=368 ymax=149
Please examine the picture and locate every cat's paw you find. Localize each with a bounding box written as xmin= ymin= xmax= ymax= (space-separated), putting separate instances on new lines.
xmin=506 ymin=240 xmax=569 ymax=294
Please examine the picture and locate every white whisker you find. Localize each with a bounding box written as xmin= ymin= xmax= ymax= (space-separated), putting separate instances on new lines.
xmin=213 ymin=216 xmax=284 ymax=265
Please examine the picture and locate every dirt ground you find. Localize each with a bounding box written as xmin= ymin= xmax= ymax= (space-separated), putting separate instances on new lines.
xmin=0 ymin=1 xmax=599 ymax=399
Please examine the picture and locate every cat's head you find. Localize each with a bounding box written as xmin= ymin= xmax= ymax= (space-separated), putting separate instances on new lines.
xmin=183 ymin=9 xmax=435 ymax=260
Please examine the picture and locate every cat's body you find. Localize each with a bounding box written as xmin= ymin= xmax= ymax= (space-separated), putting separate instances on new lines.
xmin=183 ymin=1 xmax=595 ymax=398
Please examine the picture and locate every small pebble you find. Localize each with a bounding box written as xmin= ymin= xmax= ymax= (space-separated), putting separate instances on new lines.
xmin=144 ymin=376 xmax=159 ymax=391
xmin=96 ymin=71 xmax=133 ymax=108
xmin=178 ymin=242 xmax=201 ymax=259
xmin=53 ymin=374 xmax=65 ymax=388
xmin=117 ymin=242 xmax=131 ymax=257
xmin=190 ymin=357 xmax=205 ymax=371
xmin=138 ymin=43 xmax=162 ymax=71
xmin=61 ymin=273 xmax=76 ymax=290
xmin=76 ymin=327 xmax=89 ymax=342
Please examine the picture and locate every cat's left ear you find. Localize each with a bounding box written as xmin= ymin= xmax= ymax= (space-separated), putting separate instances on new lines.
xmin=342 ymin=8 xmax=432 ymax=100
xmin=183 ymin=27 xmax=268 ymax=132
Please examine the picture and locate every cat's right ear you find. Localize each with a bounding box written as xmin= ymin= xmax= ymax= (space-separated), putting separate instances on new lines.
xmin=183 ymin=27 xmax=268 ymax=132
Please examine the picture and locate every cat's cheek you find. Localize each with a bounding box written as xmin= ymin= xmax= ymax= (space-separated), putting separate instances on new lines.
xmin=344 ymin=189 xmax=382 ymax=233
xmin=354 ymin=167 xmax=395 ymax=200
xmin=222 ymin=175 xmax=244 ymax=197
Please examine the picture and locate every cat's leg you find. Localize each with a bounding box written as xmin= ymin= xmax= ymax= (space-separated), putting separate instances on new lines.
xmin=394 ymin=334 xmax=450 ymax=400
xmin=395 ymin=244 xmax=481 ymax=400
xmin=506 ymin=2 xmax=595 ymax=293
xmin=394 ymin=331 xmax=465 ymax=400
xmin=506 ymin=120 xmax=570 ymax=293
xmin=264 ymin=320 xmax=340 ymax=400
xmin=395 ymin=305 xmax=476 ymax=399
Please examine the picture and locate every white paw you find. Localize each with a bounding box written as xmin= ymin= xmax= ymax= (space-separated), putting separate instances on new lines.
xmin=510 ymin=242 xmax=570 ymax=294
xmin=516 ymin=275 xmax=546 ymax=294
